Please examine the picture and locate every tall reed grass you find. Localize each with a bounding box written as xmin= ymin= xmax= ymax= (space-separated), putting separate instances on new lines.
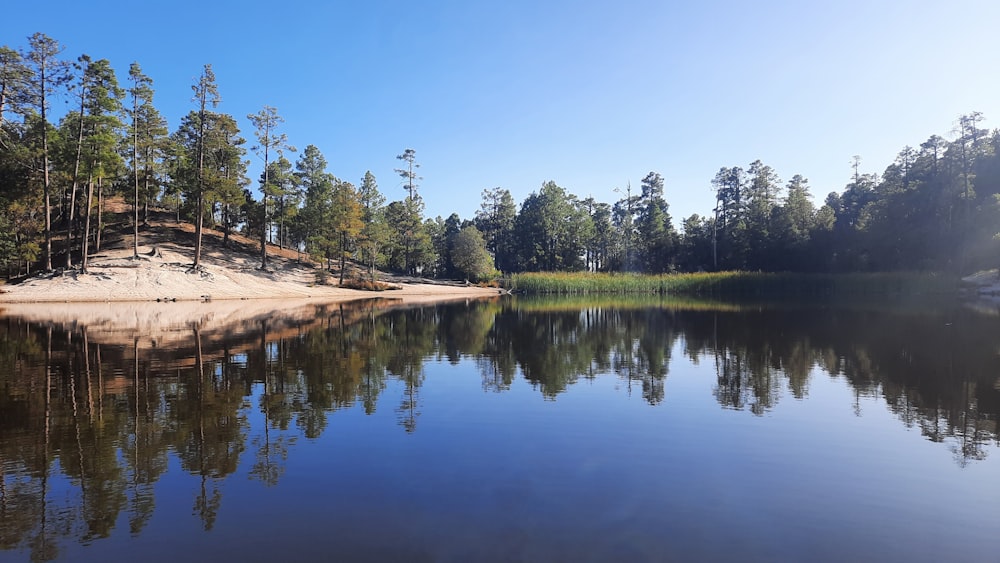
xmin=507 ymin=271 xmax=957 ymax=297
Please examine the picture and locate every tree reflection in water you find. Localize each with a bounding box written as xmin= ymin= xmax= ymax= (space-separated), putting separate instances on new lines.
xmin=0 ymin=296 xmax=997 ymax=555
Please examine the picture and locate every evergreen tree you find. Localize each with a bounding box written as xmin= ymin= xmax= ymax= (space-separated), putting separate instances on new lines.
xmin=515 ymin=181 xmax=591 ymax=271
xmin=356 ymin=170 xmax=388 ymax=282
xmin=393 ymin=148 xmax=425 ymax=274
xmin=170 ymin=111 xmax=246 ymax=257
xmin=127 ymin=63 xmax=168 ymax=254
xmin=330 ymin=179 xmax=363 ymax=284
xmin=612 ymin=182 xmax=639 ymax=271
xmin=744 ymin=160 xmax=780 ymax=269
xmin=203 ymin=113 xmax=247 ymax=247
xmin=769 ymin=175 xmax=815 ymax=270
xmin=22 ymin=33 xmax=70 ymax=271
xmin=437 ymin=212 xmax=462 ymax=278
xmin=474 ymin=187 xmax=517 ymax=273
xmin=76 ymin=58 xmax=123 ymax=273
xmin=384 ymin=198 xmax=434 ymax=275
xmin=0 ymin=46 xmax=29 ymax=147
xmin=294 ymin=145 xmax=335 ymax=267
xmin=677 ymin=214 xmax=714 ymax=271
xmin=636 ymin=171 xmax=677 ymax=273
xmin=395 ymin=148 xmax=421 ymax=199
xmin=261 ymin=155 xmax=298 ymax=251
xmin=189 ymin=64 xmax=220 ymax=268
xmin=248 ymin=105 xmax=295 ymax=269
xmin=585 ymin=199 xmax=615 ymax=271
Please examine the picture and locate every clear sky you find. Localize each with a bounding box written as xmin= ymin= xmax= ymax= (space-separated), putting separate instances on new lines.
xmin=5 ymin=0 xmax=1000 ymax=226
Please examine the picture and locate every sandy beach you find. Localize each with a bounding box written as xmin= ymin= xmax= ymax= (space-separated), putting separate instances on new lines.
xmin=0 ymin=233 xmax=500 ymax=305
xmin=0 ymin=216 xmax=504 ymax=346
xmin=0 ymin=235 xmax=504 ymax=347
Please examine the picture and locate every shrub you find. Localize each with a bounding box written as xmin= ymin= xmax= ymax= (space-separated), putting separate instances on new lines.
xmin=340 ymin=277 xmax=401 ymax=291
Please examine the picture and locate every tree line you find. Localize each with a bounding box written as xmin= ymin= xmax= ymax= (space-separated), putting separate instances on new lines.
xmin=2 ymin=33 xmax=998 ymax=281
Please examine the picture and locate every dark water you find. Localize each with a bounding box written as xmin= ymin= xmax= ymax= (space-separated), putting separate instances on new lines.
xmin=0 ymin=296 xmax=998 ymax=562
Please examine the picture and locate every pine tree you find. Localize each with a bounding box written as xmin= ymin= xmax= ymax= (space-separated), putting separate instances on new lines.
xmin=357 ymin=170 xmax=388 ymax=282
xmin=636 ymin=171 xmax=677 ymax=273
xmin=22 ymin=33 xmax=70 ymax=271
xmin=127 ymin=63 xmax=167 ymax=256
xmin=474 ymin=187 xmax=517 ymax=273
xmin=294 ymin=145 xmax=335 ymax=266
xmin=393 ymin=148 xmax=424 ymax=274
xmin=77 ymin=59 xmax=123 ymax=273
xmin=248 ymin=105 xmax=295 ymax=269
xmin=190 ymin=64 xmax=220 ymax=268
xmin=330 ymin=180 xmax=363 ymax=284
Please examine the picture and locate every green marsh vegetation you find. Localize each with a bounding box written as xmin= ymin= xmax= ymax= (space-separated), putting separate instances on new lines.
xmin=508 ymin=271 xmax=957 ymax=298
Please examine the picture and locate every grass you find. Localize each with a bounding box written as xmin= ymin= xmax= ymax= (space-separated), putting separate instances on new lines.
xmin=506 ymin=271 xmax=958 ymax=297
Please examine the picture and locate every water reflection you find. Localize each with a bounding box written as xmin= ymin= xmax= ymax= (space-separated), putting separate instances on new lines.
xmin=0 ymin=296 xmax=998 ymax=559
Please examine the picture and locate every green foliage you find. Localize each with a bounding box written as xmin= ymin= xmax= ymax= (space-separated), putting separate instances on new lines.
xmin=383 ymin=196 xmax=434 ymax=276
xmin=451 ymin=225 xmax=494 ymax=281
xmin=636 ymin=172 xmax=678 ymax=273
xmin=356 ymin=170 xmax=389 ymax=282
xmin=394 ymin=148 xmax=420 ymax=199
xmin=248 ymin=104 xmax=295 ymax=267
xmin=510 ymin=271 xmax=956 ymax=297
xmin=387 ymin=149 xmax=431 ymax=275
xmin=474 ymin=187 xmax=517 ymax=272
xmin=515 ymin=181 xmax=592 ymax=271
xmin=127 ymin=62 xmax=169 ymax=223
xmin=330 ymin=180 xmax=364 ymax=283
xmin=0 ymin=212 xmax=17 ymax=269
xmin=171 ymin=111 xmax=247 ymax=227
xmin=295 ymin=145 xmax=336 ymax=262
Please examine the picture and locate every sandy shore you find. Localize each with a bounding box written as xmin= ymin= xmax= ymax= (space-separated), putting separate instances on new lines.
xmin=0 ymin=240 xmax=504 ymax=346
xmin=0 ymin=244 xmax=501 ymax=305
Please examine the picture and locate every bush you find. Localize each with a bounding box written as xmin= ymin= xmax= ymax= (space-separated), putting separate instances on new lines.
xmin=340 ymin=277 xmax=401 ymax=291
xmin=314 ymin=268 xmax=330 ymax=285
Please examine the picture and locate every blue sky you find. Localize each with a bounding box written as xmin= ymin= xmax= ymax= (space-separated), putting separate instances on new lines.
xmin=5 ymin=0 xmax=1000 ymax=226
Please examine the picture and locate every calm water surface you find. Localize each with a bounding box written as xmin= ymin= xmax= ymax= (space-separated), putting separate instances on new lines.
xmin=0 ymin=296 xmax=998 ymax=562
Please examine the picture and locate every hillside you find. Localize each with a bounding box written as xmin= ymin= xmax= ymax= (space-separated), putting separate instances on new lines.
xmin=0 ymin=204 xmax=498 ymax=304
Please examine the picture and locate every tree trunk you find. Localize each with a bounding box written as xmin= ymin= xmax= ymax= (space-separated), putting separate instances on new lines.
xmin=194 ymin=192 xmax=203 ymax=268
xmin=260 ymin=197 xmax=268 ymax=269
xmin=132 ymin=87 xmax=139 ymax=258
xmin=194 ymin=86 xmax=206 ymax=268
xmin=143 ymin=142 xmax=152 ymax=225
xmin=40 ymin=61 xmax=53 ymax=271
xmin=96 ymin=178 xmax=103 ymax=252
xmin=67 ymin=93 xmax=86 ymax=268
xmin=81 ymin=171 xmax=95 ymax=273
xmin=339 ymin=231 xmax=346 ymax=285
xmin=222 ymin=206 xmax=230 ymax=248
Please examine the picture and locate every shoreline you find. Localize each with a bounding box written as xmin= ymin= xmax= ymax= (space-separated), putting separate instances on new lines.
xmin=0 ymin=243 xmax=501 ymax=305
xmin=0 ymin=292 xmax=502 ymax=347
xmin=0 ymin=284 xmax=502 ymax=304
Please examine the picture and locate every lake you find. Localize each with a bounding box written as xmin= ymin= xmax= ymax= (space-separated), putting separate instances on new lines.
xmin=1 ymin=296 xmax=998 ymax=562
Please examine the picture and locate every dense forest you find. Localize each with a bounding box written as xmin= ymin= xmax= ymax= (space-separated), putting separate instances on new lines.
xmin=2 ymin=33 xmax=998 ymax=281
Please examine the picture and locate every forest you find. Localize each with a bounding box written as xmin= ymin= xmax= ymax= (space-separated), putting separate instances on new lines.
xmin=2 ymin=33 xmax=999 ymax=282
